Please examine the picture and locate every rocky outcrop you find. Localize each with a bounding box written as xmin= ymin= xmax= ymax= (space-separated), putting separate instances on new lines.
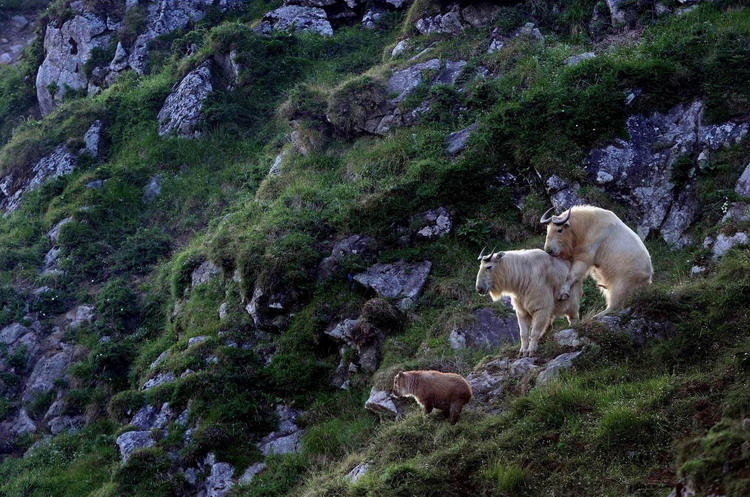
xmin=0 ymin=120 xmax=103 ymax=213
xmin=414 ymin=2 xmax=500 ymax=35
xmin=109 ymin=0 xmax=244 ymax=81
xmin=536 ymin=351 xmax=581 ymax=386
xmin=157 ymin=62 xmax=213 ymax=138
xmin=704 ymin=232 xmax=748 ymax=261
xmin=487 ymin=22 xmax=545 ymax=54
xmin=446 ymin=123 xmax=478 ymax=155
xmin=449 ymin=308 xmax=519 ymax=350
xmin=410 ymin=207 xmax=452 ymax=240
xmin=353 ymin=260 xmax=431 ymax=310
xmin=364 ymin=388 xmax=402 ymax=417
xmin=258 ymin=405 xmax=304 ymax=456
xmin=585 ymin=101 xmax=748 ymax=247
xmin=36 ymin=8 xmax=113 ymax=115
xmin=191 ymin=260 xmax=222 ymax=288
xmin=318 ymin=234 xmax=377 ymax=281
xmin=340 ymin=58 xmax=468 ymax=136
xmin=116 ymin=430 xmax=155 ymax=463
xmin=257 ymin=6 xmax=334 ymax=37
xmin=722 ymin=163 xmax=750 ymax=223
xmin=546 ymin=174 xmax=586 ymax=212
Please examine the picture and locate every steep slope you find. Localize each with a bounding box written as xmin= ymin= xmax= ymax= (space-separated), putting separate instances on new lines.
xmin=0 ymin=1 xmax=748 ymax=497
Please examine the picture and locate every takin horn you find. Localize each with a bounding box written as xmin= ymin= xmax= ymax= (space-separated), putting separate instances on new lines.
xmin=540 ymin=207 xmax=556 ymax=224
xmin=477 ymin=246 xmax=487 ymax=260
xmin=552 ymin=209 xmax=572 ymax=225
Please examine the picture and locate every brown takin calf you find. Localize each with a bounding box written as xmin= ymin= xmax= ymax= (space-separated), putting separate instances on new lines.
xmin=392 ymin=370 xmax=472 ymax=424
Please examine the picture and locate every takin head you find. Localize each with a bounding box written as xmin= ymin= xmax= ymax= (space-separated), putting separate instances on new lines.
xmin=475 ymin=248 xmax=503 ymax=296
xmin=540 ymin=207 xmax=574 ymax=259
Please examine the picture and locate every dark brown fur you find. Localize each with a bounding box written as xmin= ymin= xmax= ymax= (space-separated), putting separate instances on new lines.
xmin=392 ymin=370 xmax=472 ymax=424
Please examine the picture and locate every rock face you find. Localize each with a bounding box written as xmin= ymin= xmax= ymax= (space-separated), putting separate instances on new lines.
xmin=353 ymin=260 xmax=431 ymax=309
xmin=23 ymin=350 xmax=73 ymax=402
xmin=446 ymin=123 xmax=478 ymax=155
xmin=449 ymin=308 xmax=519 ymax=350
xmin=585 ymin=101 xmax=748 ymax=247
xmin=364 ymin=388 xmax=402 ymax=417
xmin=116 ymin=430 xmax=155 ymax=463
xmin=350 ymin=58 xmax=468 ymax=136
xmin=258 ymin=6 xmax=334 ymax=36
xmin=36 ymin=9 xmax=113 ymax=115
xmin=0 ymin=120 xmax=103 ymax=213
xmin=536 ymin=351 xmax=581 ymax=386
xmin=487 ymin=22 xmax=545 ymax=54
xmin=318 ymin=234 xmax=377 ymax=281
xmin=466 ymin=356 xmax=538 ymax=406
xmin=258 ymin=405 xmax=303 ymax=456
xmin=414 ymin=2 xmax=500 ymax=35
xmin=111 ymin=0 xmax=244 ymax=80
xmin=157 ymin=62 xmax=213 ymax=138
xmin=546 ymin=174 xmax=586 ymax=212
xmin=191 ymin=260 xmax=222 ymax=288
xmin=704 ymin=232 xmax=748 ymax=261
xmin=410 ymin=207 xmax=452 ymax=240
xmin=204 ymin=461 xmax=235 ymax=497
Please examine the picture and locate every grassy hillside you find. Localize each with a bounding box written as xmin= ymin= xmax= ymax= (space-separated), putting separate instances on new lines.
xmin=0 ymin=1 xmax=749 ymax=496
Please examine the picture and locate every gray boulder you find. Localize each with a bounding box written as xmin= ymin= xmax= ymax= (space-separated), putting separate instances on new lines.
xmin=23 ymin=350 xmax=72 ymax=402
xmin=565 ymin=52 xmax=596 ymax=66
xmin=318 ymin=234 xmax=377 ymax=280
xmin=191 ymin=260 xmax=222 ymax=288
xmin=449 ymin=308 xmax=519 ymax=350
xmin=736 ymin=163 xmax=750 ymax=197
xmin=346 ymin=462 xmax=369 ymax=483
xmin=141 ymin=371 xmax=175 ymax=391
xmin=65 ymin=305 xmax=94 ymax=329
xmin=446 ymin=123 xmax=478 ymax=155
xmin=116 ymin=430 xmax=155 ymax=463
xmin=536 ymin=351 xmax=581 ymax=386
xmin=47 ymin=217 xmax=73 ymax=242
xmin=158 ymin=62 xmax=213 ymax=138
xmin=258 ymin=404 xmax=304 ymax=456
xmin=554 ymin=328 xmax=586 ymax=348
xmin=707 ymin=232 xmax=748 ymax=260
xmin=585 ymin=100 xmax=748 ymax=247
xmin=411 ymin=207 xmax=452 ymax=240
xmin=466 ymin=356 xmax=538 ymax=405
xmin=36 ymin=12 xmax=112 ymax=115
xmin=353 ymin=260 xmax=431 ymax=309
xmin=364 ymin=388 xmax=401 ymax=417
xmin=0 ymin=323 xmax=30 ymax=346
xmin=415 ymin=2 xmax=500 ymax=35
xmin=546 ymin=175 xmax=585 ymax=212
xmin=258 ymin=6 xmax=333 ymax=37
xmin=205 ymin=461 xmax=235 ymax=497
xmin=11 ymin=409 xmax=37 ymax=436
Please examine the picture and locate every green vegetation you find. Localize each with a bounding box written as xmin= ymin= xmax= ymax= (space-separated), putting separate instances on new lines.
xmin=0 ymin=2 xmax=748 ymax=497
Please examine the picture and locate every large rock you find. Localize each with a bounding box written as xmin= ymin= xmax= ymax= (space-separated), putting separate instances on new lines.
xmin=65 ymin=305 xmax=94 ymax=329
xmin=0 ymin=323 xmax=30 ymax=346
xmin=546 ymin=174 xmax=586 ymax=212
xmin=318 ymin=234 xmax=377 ymax=280
xmin=116 ymin=430 xmax=155 ymax=463
xmin=415 ymin=2 xmax=500 ymax=35
xmin=595 ymin=310 xmax=674 ymax=345
xmin=536 ymin=351 xmax=581 ymax=386
xmin=36 ymin=11 xmax=112 ymax=115
xmin=705 ymin=232 xmax=748 ymax=261
xmin=258 ymin=6 xmax=334 ymax=37
xmin=466 ymin=356 xmax=538 ymax=405
xmin=157 ymin=62 xmax=213 ymax=138
xmin=191 ymin=260 xmax=222 ymax=288
xmin=353 ymin=260 xmax=431 ymax=309
xmin=364 ymin=388 xmax=401 ymax=417
xmin=357 ymin=58 xmax=468 ymax=136
xmin=412 ymin=207 xmax=452 ymax=240
xmin=449 ymin=308 xmax=519 ymax=350
xmin=238 ymin=462 xmax=267 ymax=484
xmin=141 ymin=371 xmax=175 ymax=391
xmin=113 ymin=0 xmax=244 ymax=78
xmin=446 ymin=123 xmax=478 ymax=155
xmin=585 ymin=101 xmax=748 ymax=247
xmin=205 ymin=461 xmax=235 ymax=497
xmin=258 ymin=404 xmax=304 ymax=456
xmin=11 ymin=409 xmax=37 ymax=436
xmin=1 ymin=120 xmax=103 ymax=213
xmin=23 ymin=350 xmax=72 ymax=402
xmin=736 ymin=163 xmax=750 ymax=197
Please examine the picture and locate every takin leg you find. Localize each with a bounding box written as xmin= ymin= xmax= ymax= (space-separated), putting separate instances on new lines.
xmin=526 ymin=309 xmax=552 ymax=356
xmin=449 ymin=402 xmax=464 ymax=425
xmin=558 ymin=259 xmax=592 ymax=301
xmin=594 ymin=280 xmax=632 ymax=318
xmin=420 ymin=400 xmax=433 ymax=415
xmin=516 ymin=310 xmax=532 ymax=356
